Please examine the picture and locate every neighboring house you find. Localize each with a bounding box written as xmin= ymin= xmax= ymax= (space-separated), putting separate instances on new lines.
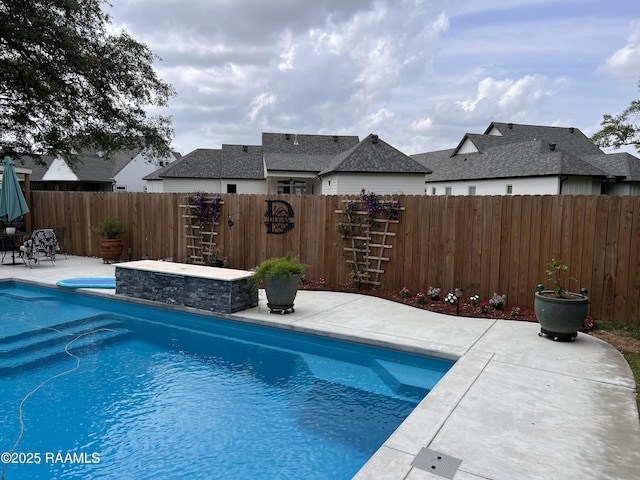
xmin=412 ymin=122 xmax=640 ymax=196
xmin=16 ymin=150 xmax=179 ymax=192
xmin=145 ymin=145 xmax=265 ymax=193
xmin=317 ymin=134 xmax=431 ymax=195
xmin=146 ymin=132 xmax=431 ymax=195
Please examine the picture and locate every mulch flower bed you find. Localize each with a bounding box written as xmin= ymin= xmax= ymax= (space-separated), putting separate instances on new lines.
xmin=300 ymin=280 xmax=594 ymax=330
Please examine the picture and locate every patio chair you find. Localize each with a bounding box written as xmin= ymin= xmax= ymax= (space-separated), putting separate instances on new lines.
xmin=19 ymin=228 xmax=59 ymax=267
xmin=48 ymin=225 xmax=67 ymax=259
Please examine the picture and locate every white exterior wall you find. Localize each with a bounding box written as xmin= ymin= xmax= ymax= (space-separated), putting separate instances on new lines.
xmin=145 ymin=180 xmax=164 ymax=192
xmin=425 ymin=177 xmax=560 ymax=196
xmin=114 ymin=152 xmax=178 ymax=192
xmin=222 ymin=179 xmax=266 ymax=194
xmin=560 ymin=177 xmax=601 ymax=195
xmin=322 ymin=173 xmax=426 ymax=195
xmin=42 ymin=157 xmax=78 ymax=181
xmin=149 ymin=178 xmax=266 ymax=194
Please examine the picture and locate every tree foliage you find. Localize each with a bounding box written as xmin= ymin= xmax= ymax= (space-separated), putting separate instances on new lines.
xmin=592 ymin=80 xmax=640 ymax=153
xmin=0 ymin=0 xmax=175 ymax=164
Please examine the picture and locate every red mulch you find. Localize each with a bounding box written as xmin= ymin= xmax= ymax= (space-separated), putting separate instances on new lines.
xmin=299 ymin=280 xmax=594 ymax=330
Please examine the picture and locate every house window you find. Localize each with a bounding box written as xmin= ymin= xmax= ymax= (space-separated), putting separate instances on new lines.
xmin=468 ymin=186 xmax=476 ymax=196
xmin=227 ymin=184 xmax=237 ymax=194
xmin=445 ymin=186 xmax=452 ymax=196
xmin=506 ymin=184 xmax=513 ymax=195
xmin=431 ymin=187 xmax=436 ymax=195
xmin=277 ymin=179 xmax=306 ymax=194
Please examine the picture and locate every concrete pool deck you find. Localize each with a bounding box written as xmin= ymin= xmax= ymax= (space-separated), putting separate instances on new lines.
xmin=1 ymin=255 xmax=639 ymax=479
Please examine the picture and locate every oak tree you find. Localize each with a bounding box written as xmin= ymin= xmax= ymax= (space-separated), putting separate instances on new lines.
xmin=0 ymin=0 xmax=175 ymax=164
xmin=592 ymin=80 xmax=640 ymax=153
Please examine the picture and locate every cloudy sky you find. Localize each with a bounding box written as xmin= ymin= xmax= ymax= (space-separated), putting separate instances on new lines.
xmin=109 ymin=0 xmax=640 ymax=156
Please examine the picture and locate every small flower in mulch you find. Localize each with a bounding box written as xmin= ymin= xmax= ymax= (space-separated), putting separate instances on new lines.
xmin=510 ymin=306 xmax=522 ymax=317
xmin=427 ymin=286 xmax=441 ymax=300
xmin=445 ymin=292 xmax=457 ymax=305
xmin=400 ymin=287 xmax=411 ymax=298
xmin=489 ymin=293 xmax=507 ymax=310
xmin=470 ymin=294 xmax=480 ymax=306
xmin=319 ymin=277 xmax=326 ymax=287
xmin=479 ymin=301 xmax=489 ymax=314
xmin=416 ymin=292 xmax=425 ymax=304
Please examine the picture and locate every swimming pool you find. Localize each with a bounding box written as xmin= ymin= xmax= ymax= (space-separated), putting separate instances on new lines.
xmin=0 ymin=282 xmax=453 ymax=480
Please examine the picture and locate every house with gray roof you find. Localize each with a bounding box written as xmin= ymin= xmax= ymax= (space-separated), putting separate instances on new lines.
xmin=412 ymin=122 xmax=640 ymax=196
xmin=145 ymin=145 xmax=265 ymax=193
xmin=16 ymin=150 xmax=179 ymax=192
xmin=318 ymin=134 xmax=431 ymax=194
xmin=146 ymin=132 xmax=430 ymax=195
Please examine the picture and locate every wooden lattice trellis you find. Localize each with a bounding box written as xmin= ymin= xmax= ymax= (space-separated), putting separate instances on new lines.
xmin=336 ymin=195 xmax=404 ymax=286
xmin=181 ymin=195 xmax=223 ymax=264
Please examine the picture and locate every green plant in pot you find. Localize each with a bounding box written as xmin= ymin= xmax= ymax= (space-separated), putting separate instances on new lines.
xmin=93 ymin=217 xmax=125 ymax=264
xmin=252 ymin=253 xmax=305 ymax=314
xmin=534 ymin=259 xmax=589 ymax=341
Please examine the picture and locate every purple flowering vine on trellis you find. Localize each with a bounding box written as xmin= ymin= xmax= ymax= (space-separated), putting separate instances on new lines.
xmin=359 ymin=188 xmax=400 ymax=220
xmin=337 ymin=189 xmax=403 ymax=287
xmin=187 ymin=192 xmax=223 ymax=225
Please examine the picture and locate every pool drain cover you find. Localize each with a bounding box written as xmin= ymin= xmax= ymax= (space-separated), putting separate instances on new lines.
xmin=411 ymin=447 xmax=462 ymax=479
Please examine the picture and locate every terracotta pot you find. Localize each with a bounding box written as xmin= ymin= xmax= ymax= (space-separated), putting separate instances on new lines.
xmin=100 ymin=238 xmax=124 ymax=264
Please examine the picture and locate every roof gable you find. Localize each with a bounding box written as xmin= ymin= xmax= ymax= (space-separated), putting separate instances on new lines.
xmin=263 ymin=132 xmax=359 ymax=172
xmin=320 ymin=134 xmax=431 ymax=176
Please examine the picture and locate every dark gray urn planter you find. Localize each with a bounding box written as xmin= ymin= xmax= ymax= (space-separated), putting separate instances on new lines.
xmin=263 ymin=274 xmax=302 ymax=314
xmin=534 ymin=290 xmax=589 ymax=341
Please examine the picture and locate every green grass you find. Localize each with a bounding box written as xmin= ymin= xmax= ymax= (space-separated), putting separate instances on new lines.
xmin=592 ymin=321 xmax=640 ymax=414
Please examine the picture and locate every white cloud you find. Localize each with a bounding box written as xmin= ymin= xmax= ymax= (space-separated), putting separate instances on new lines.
xmin=107 ymin=0 xmax=640 ymax=157
xmin=444 ymin=74 xmax=568 ymax=121
xmin=248 ymin=93 xmax=277 ymax=122
xmin=409 ymin=117 xmax=434 ymax=133
xmin=599 ymin=20 xmax=640 ymax=81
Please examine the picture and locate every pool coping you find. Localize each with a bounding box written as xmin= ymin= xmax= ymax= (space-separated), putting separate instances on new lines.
xmin=2 ymin=258 xmax=640 ymax=480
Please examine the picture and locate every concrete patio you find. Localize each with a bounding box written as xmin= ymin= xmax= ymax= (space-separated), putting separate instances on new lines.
xmin=1 ymin=255 xmax=639 ymax=479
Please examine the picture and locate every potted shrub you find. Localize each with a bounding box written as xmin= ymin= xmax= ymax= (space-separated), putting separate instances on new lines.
xmin=534 ymin=259 xmax=589 ymax=341
xmin=252 ymin=253 xmax=305 ymax=314
xmin=93 ymin=217 xmax=125 ymax=264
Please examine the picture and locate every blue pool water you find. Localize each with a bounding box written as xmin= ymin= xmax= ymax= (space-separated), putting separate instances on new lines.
xmin=0 ymin=283 xmax=453 ymax=480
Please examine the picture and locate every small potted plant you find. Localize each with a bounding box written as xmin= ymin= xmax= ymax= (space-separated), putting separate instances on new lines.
xmin=207 ymin=244 xmax=225 ymax=267
xmin=93 ymin=217 xmax=124 ymax=263
xmin=534 ymin=259 xmax=589 ymax=341
xmin=252 ymin=253 xmax=305 ymax=314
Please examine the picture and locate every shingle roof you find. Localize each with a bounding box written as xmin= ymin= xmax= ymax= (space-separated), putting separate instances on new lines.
xmin=148 ymin=146 xmax=265 ymax=180
xmin=319 ymin=134 xmax=431 ymax=175
xmin=412 ymin=123 xmax=619 ymax=182
xmin=487 ymin=122 xmax=603 ymax=156
xmin=262 ymin=132 xmax=359 ymax=172
xmin=584 ymin=152 xmax=640 ymax=181
xmin=15 ymin=150 xmax=138 ymax=182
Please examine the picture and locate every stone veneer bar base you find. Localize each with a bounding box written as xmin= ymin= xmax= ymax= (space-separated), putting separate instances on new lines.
xmin=115 ymin=260 xmax=257 ymax=314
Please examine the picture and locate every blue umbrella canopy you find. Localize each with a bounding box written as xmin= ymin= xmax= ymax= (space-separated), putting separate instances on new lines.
xmin=0 ymin=156 xmax=30 ymax=223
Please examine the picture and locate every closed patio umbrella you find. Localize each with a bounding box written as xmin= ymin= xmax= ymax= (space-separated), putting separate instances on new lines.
xmin=0 ymin=156 xmax=30 ymax=223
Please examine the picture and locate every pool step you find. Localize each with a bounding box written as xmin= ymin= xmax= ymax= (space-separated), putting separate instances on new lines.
xmin=0 ymin=315 xmax=131 ymax=374
xmin=371 ymin=359 xmax=446 ymax=399
xmin=297 ymin=353 xmax=401 ymax=399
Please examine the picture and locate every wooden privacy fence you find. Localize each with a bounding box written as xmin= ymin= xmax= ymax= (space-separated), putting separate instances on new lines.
xmin=29 ymin=192 xmax=640 ymax=325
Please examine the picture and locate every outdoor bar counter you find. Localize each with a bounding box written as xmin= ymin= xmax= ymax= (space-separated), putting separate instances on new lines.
xmin=115 ymin=260 xmax=257 ymax=314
